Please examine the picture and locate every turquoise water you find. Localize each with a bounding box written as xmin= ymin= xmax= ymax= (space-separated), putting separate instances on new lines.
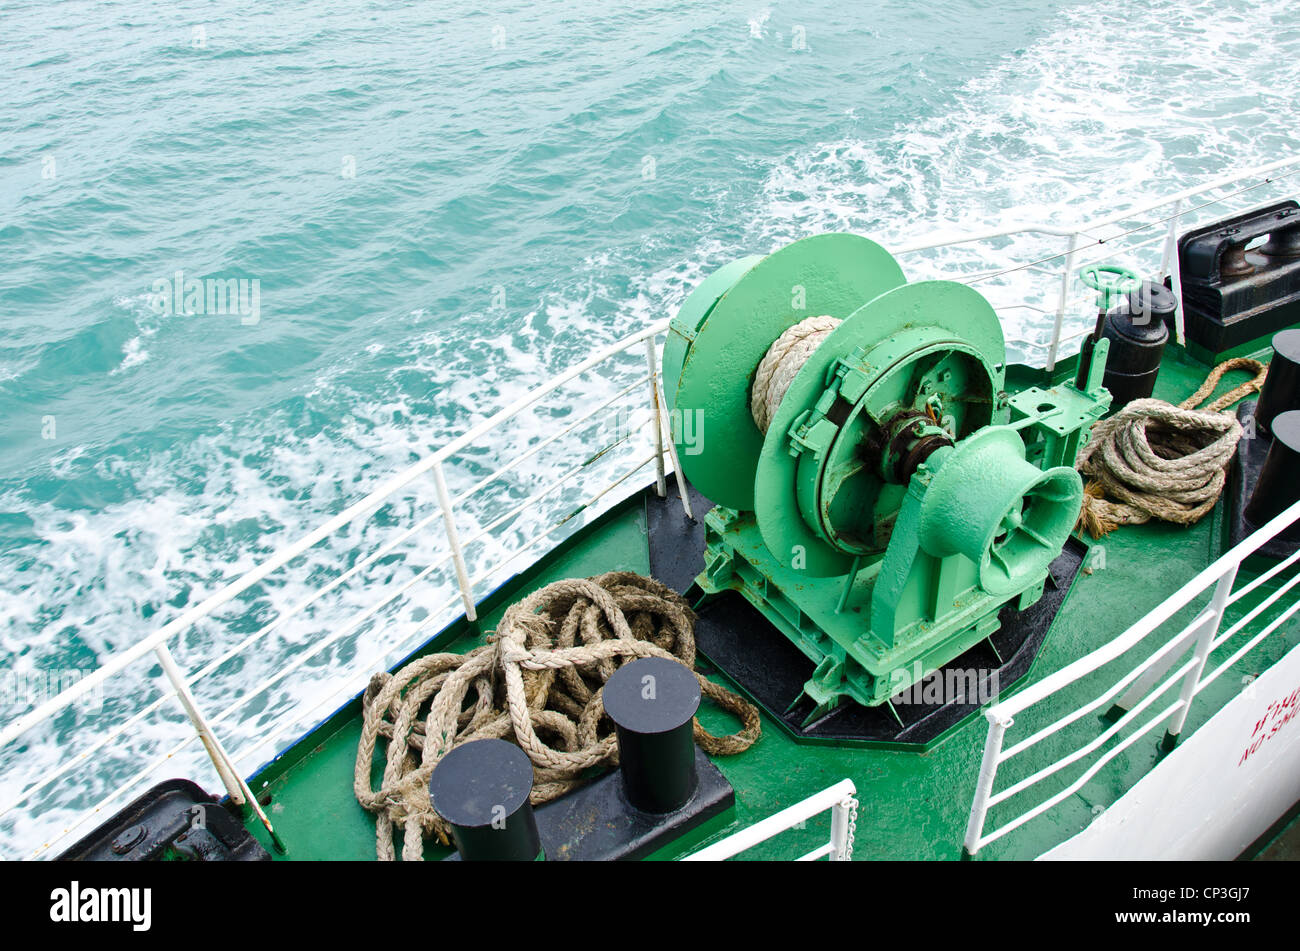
xmin=1 ymin=0 xmax=1298 ymax=853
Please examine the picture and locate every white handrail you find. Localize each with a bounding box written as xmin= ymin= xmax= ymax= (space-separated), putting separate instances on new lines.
xmin=683 ymin=779 xmax=858 ymax=861
xmin=963 ymin=496 xmax=1300 ymax=858
xmin=1077 ymin=154 xmax=1300 ymax=232
xmin=997 ymin=499 xmax=1300 ymax=721
xmin=896 ymin=154 xmax=1300 ymax=259
xmin=0 ymin=319 xmax=671 ymax=752
xmin=1 ymin=320 xmax=679 ymax=859
xmin=895 ymin=154 xmax=1300 ymax=366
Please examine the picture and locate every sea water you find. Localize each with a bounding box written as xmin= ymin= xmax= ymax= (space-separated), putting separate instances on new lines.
xmin=1 ymin=0 xmax=1297 ymax=856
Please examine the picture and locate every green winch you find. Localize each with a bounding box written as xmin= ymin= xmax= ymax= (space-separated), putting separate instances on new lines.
xmin=662 ymin=233 xmax=1112 ymax=721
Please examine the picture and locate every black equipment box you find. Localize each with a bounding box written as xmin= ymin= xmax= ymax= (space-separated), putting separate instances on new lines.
xmin=1174 ymin=201 xmax=1300 ymax=356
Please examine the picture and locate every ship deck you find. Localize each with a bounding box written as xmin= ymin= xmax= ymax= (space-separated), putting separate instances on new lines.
xmin=239 ymin=341 xmax=1300 ymax=861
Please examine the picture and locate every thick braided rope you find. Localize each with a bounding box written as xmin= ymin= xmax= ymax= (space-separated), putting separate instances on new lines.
xmin=353 ymin=571 xmax=761 ymax=861
xmin=751 ymin=315 xmax=841 ymax=433
xmin=1077 ymin=357 xmax=1267 ymax=537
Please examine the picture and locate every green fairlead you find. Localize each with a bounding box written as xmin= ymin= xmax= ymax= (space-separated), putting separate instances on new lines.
xmin=662 ymin=233 xmax=1111 ymax=721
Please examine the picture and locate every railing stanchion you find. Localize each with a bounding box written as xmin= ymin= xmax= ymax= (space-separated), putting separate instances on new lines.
xmin=963 ymin=710 xmax=1011 ymax=859
xmin=829 ymin=794 xmax=857 ymax=861
xmin=1166 ymin=199 xmax=1187 ymax=345
xmin=1046 ymin=232 xmax=1081 ymax=373
xmin=154 ymin=644 xmax=285 ymax=853
xmin=647 ymin=337 xmax=695 ymax=520
xmin=660 ymin=381 xmax=695 ymax=520
xmin=1164 ymin=566 xmax=1237 ymax=747
xmin=683 ymin=779 xmax=855 ymax=861
xmin=432 ymin=460 xmax=477 ymax=623
xmin=1159 ymin=198 xmax=1183 ymax=278
xmin=644 ymin=339 xmax=668 ymax=498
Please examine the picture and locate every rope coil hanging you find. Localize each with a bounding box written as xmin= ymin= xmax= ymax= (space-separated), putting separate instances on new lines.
xmin=353 ymin=571 xmax=761 ymax=861
xmin=1077 ymin=357 xmax=1268 ymax=537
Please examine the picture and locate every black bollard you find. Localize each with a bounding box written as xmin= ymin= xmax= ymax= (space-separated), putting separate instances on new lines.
xmin=603 ymin=657 xmax=701 ymax=814
xmin=428 ymin=738 xmax=542 ymax=861
xmin=1255 ymin=330 xmax=1300 ymax=437
xmin=1244 ymin=410 xmax=1300 ymax=541
xmin=1099 ymin=283 xmax=1173 ymax=411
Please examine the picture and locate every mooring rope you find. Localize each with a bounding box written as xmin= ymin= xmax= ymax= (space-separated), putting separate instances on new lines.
xmin=1077 ymin=357 xmax=1268 ymax=537
xmin=353 ymin=571 xmax=761 ymax=861
xmin=751 ymin=315 xmax=841 ymax=433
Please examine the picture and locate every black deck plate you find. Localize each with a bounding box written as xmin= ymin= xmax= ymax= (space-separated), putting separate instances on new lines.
xmin=644 ymin=473 xmax=713 ymax=594
xmin=1227 ymin=400 xmax=1300 ymax=560
xmin=646 ymin=477 xmax=1085 ymax=748
xmin=57 ymin=778 xmax=270 ymax=861
xmin=447 ymin=748 xmax=733 ymax=861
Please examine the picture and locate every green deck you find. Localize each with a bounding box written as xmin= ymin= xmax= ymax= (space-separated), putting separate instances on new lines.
xmin=239 ymin=340 xmax=1299 ymax=861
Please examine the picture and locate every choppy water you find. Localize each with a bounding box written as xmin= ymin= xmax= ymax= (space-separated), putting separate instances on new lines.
xmin=1 ymin=0 xmax=1298 ymax=855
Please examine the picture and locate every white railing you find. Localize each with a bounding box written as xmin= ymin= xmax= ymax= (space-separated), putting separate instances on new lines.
xmin=896 ymin=154 xmax=1300 ymax=370
xmin=683 ymin=779 xmax=858 ymax=861
xmin=963 ymin=497 xmax=1300 ymax=859
xmin=0 ymin=319 xmax=686 ymax=859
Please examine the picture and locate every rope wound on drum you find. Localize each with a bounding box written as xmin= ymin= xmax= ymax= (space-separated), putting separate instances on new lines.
xmin=1077 ymin=357 xmax=1268 ymax=538
xmin=751 ymin=315 xmax=841 ymax=433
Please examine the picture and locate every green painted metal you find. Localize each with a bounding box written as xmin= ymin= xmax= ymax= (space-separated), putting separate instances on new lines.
xmin=1079 ymin=263 xmax=1141 ymax=312
xmin=667 ymin=236 xmax=1109 ymax=711
xmin=756 ymin=280 xmax=1005 ymax=577
xmin=236 ymin=335 xmax=1292 ymax=862
xmin=918 ymin=427 xmax=1082 ymax=598
xmin=665 ymin=233 xmax=905 ymax=510
xmin=660 ymin=253 xmax=761 ymax=425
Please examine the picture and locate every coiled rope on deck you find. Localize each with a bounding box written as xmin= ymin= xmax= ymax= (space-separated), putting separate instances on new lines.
xmin=353 ymin=571 xmax=761 ymax=861
xmin=748 ymin=317 xmax=1267 ymax=541
xmin=751 ymin=315 xmax=841 ymax=433
xmin=1077 ymin=357 xmax=1268 ymax=538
